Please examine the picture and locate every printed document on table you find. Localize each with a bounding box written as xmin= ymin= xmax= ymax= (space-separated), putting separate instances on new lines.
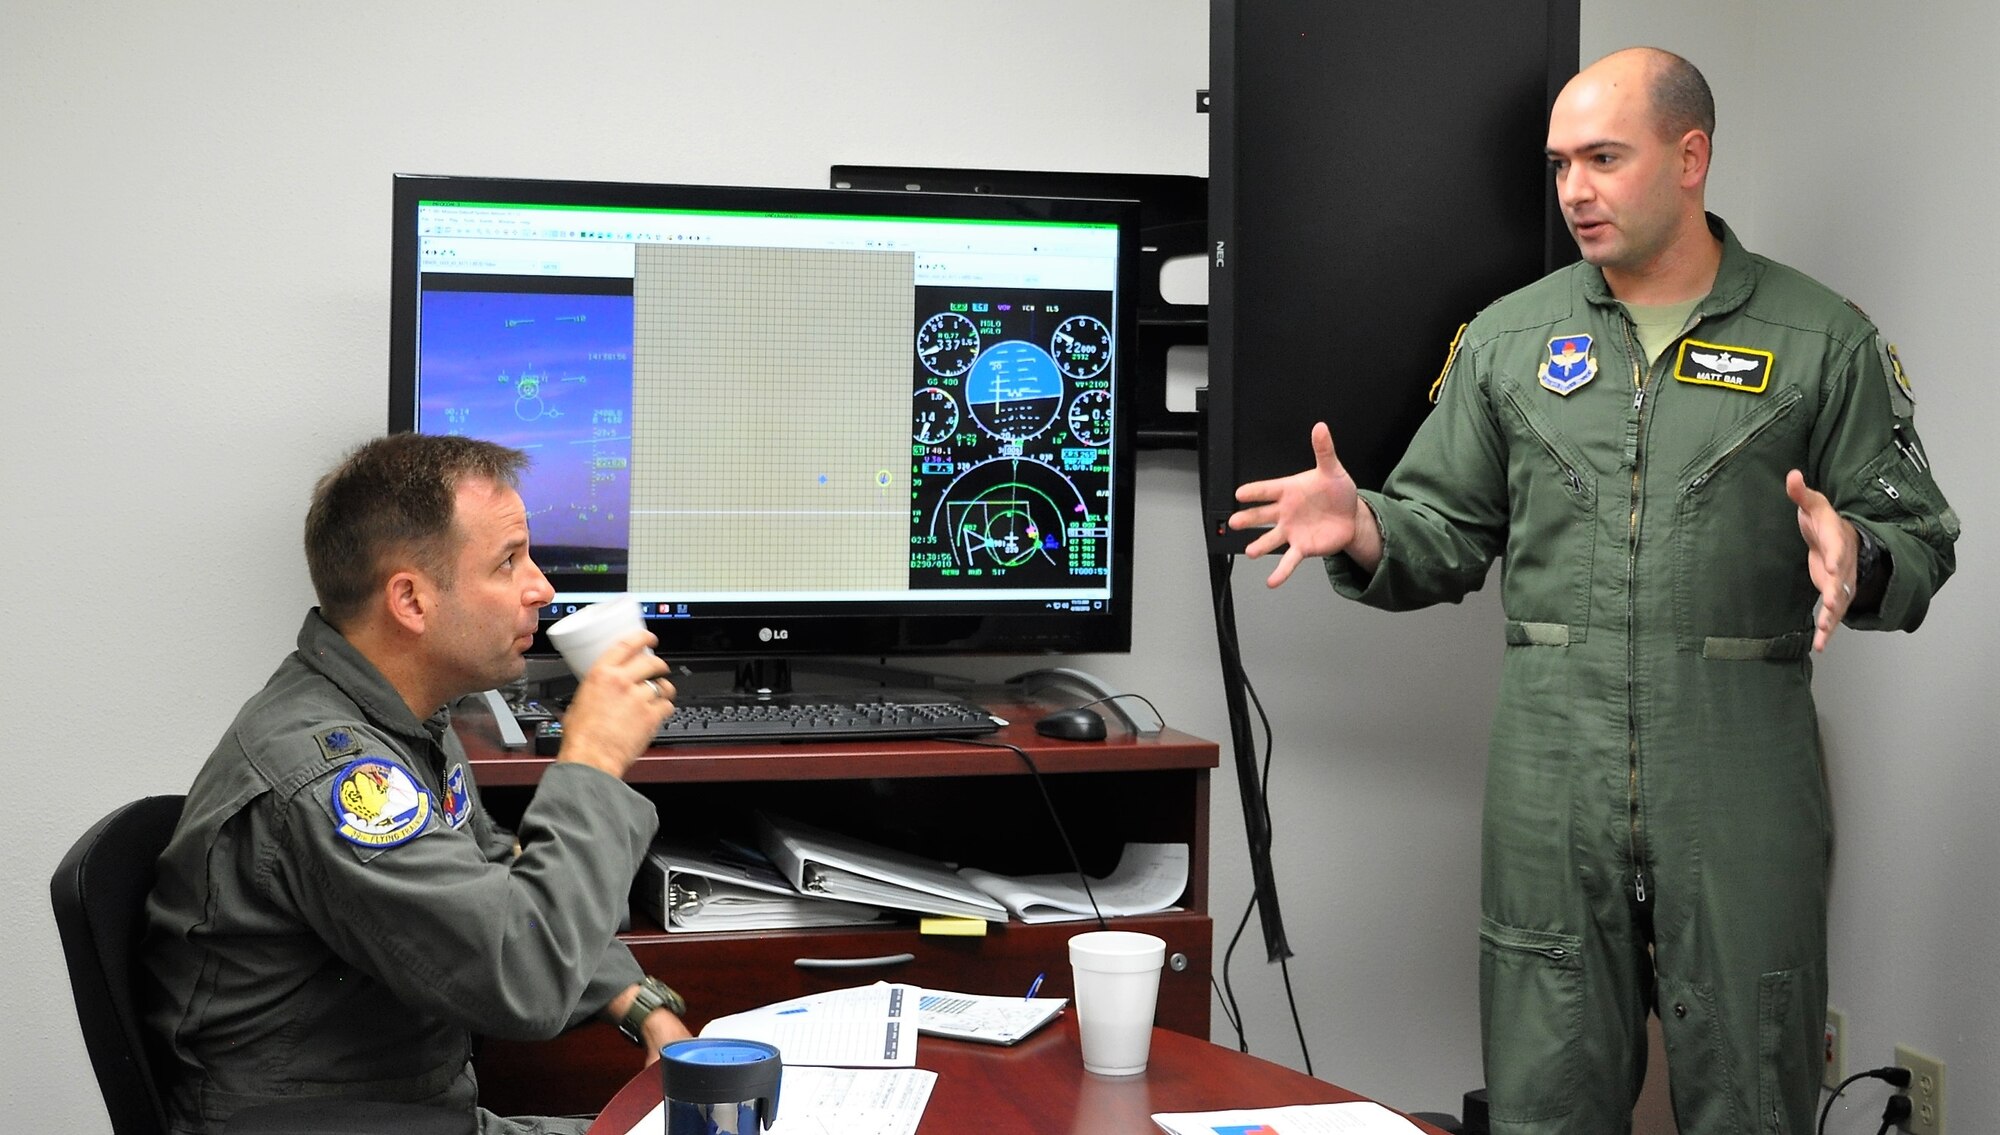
xmin=1152 ymin=1101 xmax=1425 ymax=1134
xmin=616 ymin=1067 xmax=936 ymax=1135
xmin=961 ymin=842 xmax=1188 ymax=923
xmin=916 ymin=989 xmax=1067 ymax=1045
xmin=699 ymin=982 xmax=916 ymax=1067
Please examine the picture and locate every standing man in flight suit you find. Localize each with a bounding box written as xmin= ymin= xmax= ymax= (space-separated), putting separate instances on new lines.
xmin=145 ymin=434 xmax=690 ymax=1135
xmin=1229 ymin=48 xmax=1957 ymax=1134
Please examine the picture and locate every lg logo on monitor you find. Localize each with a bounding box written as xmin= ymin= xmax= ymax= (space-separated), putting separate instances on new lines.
xmin=758 ymin=627 xmax=790 ymax=642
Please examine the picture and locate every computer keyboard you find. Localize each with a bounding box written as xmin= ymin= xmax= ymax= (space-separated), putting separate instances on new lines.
xmin=651 ymin=690 xmax=1002 ymax=745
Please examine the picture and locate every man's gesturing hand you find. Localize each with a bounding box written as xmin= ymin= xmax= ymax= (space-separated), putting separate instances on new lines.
xmin=1228 ymin=422 xmax=1381 ymax=587
xmin=1786 ymin=469 xmax=1859 ymax=652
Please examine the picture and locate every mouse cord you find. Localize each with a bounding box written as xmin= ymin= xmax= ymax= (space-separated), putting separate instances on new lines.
xmin=944 ymin=737 xmax=1107 ymax=930
xmin=1069 ymin=691 xmax=1168 ymax=732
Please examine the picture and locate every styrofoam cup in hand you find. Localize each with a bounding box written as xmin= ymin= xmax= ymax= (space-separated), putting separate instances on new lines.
xmin=1069 ymin=930 xmax=1166 ymax=1076
xmin=545 ymin=597 xmax=649 ymax=678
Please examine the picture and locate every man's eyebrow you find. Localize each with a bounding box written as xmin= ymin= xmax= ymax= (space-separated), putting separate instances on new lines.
xmin=1546 ymin=140 xmax=1629 ymax=158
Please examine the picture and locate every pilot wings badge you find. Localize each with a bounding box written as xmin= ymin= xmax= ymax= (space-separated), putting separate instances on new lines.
xmin=1674 ymin=339 xmax=1774 ymax=393
xmin=1540 ymin=334 xmax=1598 ymax=396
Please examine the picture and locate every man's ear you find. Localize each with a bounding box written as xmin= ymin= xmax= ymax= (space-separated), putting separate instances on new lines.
xmin=1680 ymin=128 xmax=1712 ymax=189
xmin=383 ymin=569 xmax=430 ymax=635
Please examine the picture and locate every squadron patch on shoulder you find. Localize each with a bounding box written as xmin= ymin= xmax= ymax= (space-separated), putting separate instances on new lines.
xmin=1673 ymin=339 xmax=1773 ymax=394
xmin=441 ymin=764 xmax=472 ymax=829
xmin=330 ymin=757 xmax=433 ymax=849
xmin=1428 ymin=322 xmax=1468 ymax=404
xmin=1880 ymin=339 xmax=1916 ymax=417
xmin=1539 ymin=333 xmax=1598 ymax=396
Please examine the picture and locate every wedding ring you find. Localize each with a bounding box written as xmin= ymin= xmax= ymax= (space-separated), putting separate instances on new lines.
xmin=644 ymin=678 xmax=665 ymax=700
xmin=1840 ymin=582 xmax=1855 ymax=599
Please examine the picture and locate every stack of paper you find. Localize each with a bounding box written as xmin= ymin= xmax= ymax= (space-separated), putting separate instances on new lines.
xmin=1152 ymin=1102 xmax=1425 ymax=1133
xmin=637 ymin=840 xmax=888 ymax=932
xmin=960 ymin=842 xmax=1189 ymax=923
xmin=699 ymin=982 xmax=917 ymax=1067
xmin=755 ymin=812 xmax=1008 ymax=922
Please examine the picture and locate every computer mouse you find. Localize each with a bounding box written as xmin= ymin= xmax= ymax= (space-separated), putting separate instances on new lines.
xmin=1033 ymin=707 xmax=1108 ymax=741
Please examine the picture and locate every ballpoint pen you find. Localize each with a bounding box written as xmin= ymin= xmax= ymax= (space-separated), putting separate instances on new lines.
xmin=1024 ymin=972 xmax=1045 ymax=1000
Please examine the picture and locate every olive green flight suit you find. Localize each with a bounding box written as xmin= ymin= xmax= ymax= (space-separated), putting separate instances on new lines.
xmin=144 ymin=611 xmax=658 ymax=1135
xmin=1327 ymin=217 xmax=1957 ymax=1134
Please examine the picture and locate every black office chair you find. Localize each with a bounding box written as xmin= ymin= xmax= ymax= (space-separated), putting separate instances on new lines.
xmin=51 ymin=794 xmax=186 ymax=1135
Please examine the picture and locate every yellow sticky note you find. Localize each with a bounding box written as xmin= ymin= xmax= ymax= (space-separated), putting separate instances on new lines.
xmin=919 ymin=917 xmax=988 ymax=937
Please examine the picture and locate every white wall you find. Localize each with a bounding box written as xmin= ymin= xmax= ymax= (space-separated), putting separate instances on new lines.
xmin=6 ymin=3 xmax=1994 ymax=1131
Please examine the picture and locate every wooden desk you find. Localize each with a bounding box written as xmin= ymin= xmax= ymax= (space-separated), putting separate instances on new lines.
xmin=586 ymin=1016 xmax=1448 ymax=1134
xmin=457 ymin=694 xmax=1220 ymax=1118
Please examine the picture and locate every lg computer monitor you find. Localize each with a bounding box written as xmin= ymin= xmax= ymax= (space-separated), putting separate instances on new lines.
xmin=388 ymin=173 xmax=1138 ymax=689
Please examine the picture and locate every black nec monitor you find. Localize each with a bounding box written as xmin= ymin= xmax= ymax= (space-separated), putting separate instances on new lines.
xmin=387 ymin=174 xmax=1138 ymax=682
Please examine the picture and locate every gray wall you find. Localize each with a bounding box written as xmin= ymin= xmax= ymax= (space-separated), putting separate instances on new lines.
xmin=6 ymin=3 xmax=1993 ymax=1130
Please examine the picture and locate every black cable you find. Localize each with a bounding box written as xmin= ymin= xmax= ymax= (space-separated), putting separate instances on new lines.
xmin=1818 ymin=1065 xmax=1913 ymax=1135
xmin=944 ymin=737 xmax=1106 ymax=930
xmin=1218 ymin=890 xmax=1256 ymax=1052
xmin=1210 ymin=559 xmax=1316 ymax=1077
xmin=1067 ymin=690 xmax=1168 ymax=732
xmin=1875 ymin=1094 xmax=1912 ymax=1135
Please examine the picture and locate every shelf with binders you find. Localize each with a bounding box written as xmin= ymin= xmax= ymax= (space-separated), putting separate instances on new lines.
xmin=453 ymin=691 xmax=1218 ymax=1118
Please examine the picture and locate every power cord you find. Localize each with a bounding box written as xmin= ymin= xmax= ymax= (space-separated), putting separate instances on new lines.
xmin=1210 ymin=556 xmax=1316 ymax=1078
xmin=942 ymin=737 xmax=1107 ymax=930
xmin=1818 ymin=1065 xmax=1912 ymax=1135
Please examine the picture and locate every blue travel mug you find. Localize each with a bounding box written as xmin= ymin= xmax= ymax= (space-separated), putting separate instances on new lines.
xmin=660 ymin=1038 xmax=782 ymax=1135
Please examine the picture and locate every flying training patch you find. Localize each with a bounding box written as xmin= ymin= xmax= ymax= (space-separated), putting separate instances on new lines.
xmin=329 ymin=757 xmax=432 ymax=849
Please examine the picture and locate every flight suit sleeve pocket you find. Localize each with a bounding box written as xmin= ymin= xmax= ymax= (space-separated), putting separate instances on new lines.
xmin=1479 ymin=917 xmax=1584 ymax=1123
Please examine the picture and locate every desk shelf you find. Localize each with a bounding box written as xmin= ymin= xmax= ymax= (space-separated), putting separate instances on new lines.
xmin=456 ymin=695 xmax=1217 ymax=1119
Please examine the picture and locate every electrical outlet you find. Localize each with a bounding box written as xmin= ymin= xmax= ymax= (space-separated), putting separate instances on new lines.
xmin=1894 ymin=1043 xmax=1944 ymax=1135
xmin=1823 ymin=1007 xmax=1845 ymax=1090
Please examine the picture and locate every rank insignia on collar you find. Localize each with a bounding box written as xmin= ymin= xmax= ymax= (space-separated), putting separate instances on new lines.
xmin=1540 ymin=334 xmax=1598 ymax=395
xmin=330 ymin=757 xmax=432 ymax=849
xmin=441 ymin=764 xmax=472 ymax=830
xmin=1674 ymin=338 xmax=1773 ymax=393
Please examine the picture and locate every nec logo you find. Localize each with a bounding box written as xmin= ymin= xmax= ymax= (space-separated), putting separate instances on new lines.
xmin=758 ymin=627 xmax=789 ymax=642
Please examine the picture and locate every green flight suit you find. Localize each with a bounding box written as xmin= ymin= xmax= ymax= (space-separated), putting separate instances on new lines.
xmin=1327 ymin=217 xmax=1956 ymax=1134
xmin=144 ymin=611 xmax=658 ymax=1135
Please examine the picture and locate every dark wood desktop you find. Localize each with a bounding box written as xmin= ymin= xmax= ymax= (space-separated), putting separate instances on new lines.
xmin=455 ymin=691 xmax=1220 ymax=1118
xmin=586 ymin=1016 xmax=1450 ymax=1134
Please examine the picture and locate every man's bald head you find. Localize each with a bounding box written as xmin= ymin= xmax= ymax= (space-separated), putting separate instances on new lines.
xmin=1584 ymin=46 xmax=1715 ymax=144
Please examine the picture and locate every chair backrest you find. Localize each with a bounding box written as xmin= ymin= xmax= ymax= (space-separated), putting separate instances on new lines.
xmin=51 ymin=794 xmax=187 ymax=1135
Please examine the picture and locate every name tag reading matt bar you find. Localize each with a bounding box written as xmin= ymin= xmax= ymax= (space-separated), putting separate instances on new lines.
xmin=1674 ymin=339 xmax=1774 ymax=393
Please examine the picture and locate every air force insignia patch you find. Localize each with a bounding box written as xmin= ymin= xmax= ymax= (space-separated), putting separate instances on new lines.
xmin=1540 ymin=334 xmax=1598 ymax=395
xmin=1674 ymin=339 xmax=1774 ymax=393
xmin=441 ymin=764 xmax=472 ymax=829
xmin=330 ymin=758 xmax=432 ymax=849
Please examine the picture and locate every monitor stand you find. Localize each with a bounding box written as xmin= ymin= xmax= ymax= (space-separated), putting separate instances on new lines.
xmin=725 ymin=657 xmax=972 ymax=698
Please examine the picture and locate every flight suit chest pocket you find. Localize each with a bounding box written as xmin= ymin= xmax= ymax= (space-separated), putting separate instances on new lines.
xmin=1499 ymin=386 xmax=1596 ymax=642
xmin=1672 ymin=387 xmax=1809 ymax=654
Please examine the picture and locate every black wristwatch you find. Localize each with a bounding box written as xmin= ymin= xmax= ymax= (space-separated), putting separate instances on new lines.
xmin=1854 ymin=523 xmax=1886 ymax=588
xmin=617 ymin=975 xmax=688 ymax=1044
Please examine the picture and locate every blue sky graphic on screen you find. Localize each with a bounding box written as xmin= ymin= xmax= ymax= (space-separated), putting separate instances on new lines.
xmin=417 ymin=291 xmax=634 ymax=563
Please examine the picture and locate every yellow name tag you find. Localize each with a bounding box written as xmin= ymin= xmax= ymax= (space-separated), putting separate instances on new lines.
xmin=1673 ymin=339 xmax=1774 ymax=393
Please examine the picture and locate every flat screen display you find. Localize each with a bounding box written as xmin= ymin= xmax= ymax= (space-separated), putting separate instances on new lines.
xmin=389 ymin=174 xmax=1138 ymax=665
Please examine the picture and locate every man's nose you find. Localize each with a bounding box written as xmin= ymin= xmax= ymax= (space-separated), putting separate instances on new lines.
xmin=1557 ymin=164 xmax=1591 ymax=207
xmin=525 ymin=563 xmax=554 ymax=605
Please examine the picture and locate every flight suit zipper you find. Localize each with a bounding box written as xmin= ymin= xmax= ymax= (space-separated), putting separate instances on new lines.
xmin=1620 ymin=311 xmax=1691 ymax=908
